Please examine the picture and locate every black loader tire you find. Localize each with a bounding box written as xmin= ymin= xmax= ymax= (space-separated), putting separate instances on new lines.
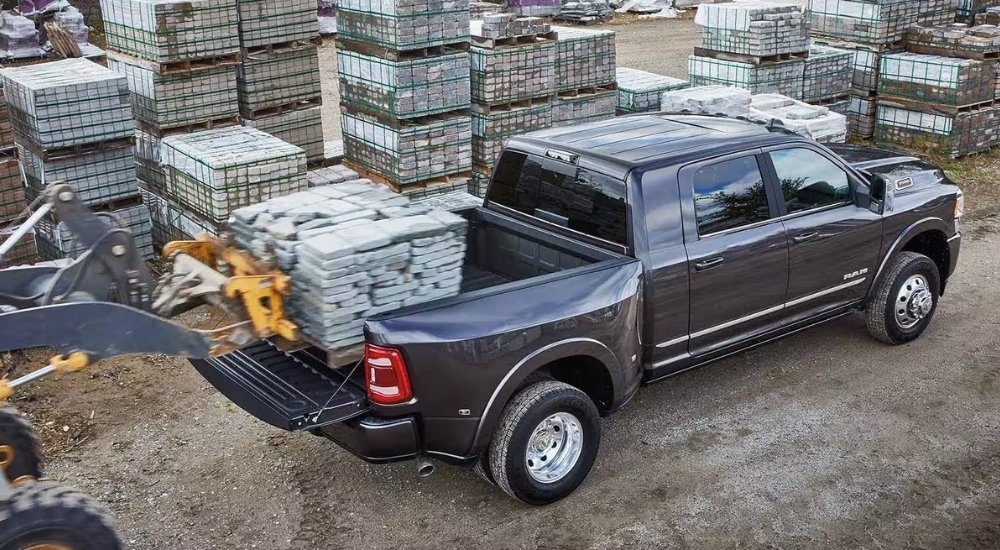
xmin=488 ymin=381 xmax=600 ymax=505
xmin=0 ymin=407 xmax=42 ymax=481
xmin=0 ymin=481 xmax=122 ymax=550
xmin=866 ymin=251 xmax=941 ymax=345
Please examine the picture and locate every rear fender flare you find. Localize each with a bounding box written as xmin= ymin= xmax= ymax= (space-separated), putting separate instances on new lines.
xmin=469 ymin=338 xmax=620 ymax=454
xmin=867 ymin=216 xmax=948 ymax=302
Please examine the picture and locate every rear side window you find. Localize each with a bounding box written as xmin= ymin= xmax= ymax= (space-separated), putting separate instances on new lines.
xmin=692 ymin=156 xmax=769 ymax=236
xmin=487 ymin=150 xmax=628 ymax=246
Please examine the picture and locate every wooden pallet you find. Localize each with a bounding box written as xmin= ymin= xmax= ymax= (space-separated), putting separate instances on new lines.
xmin=810 ymin=94 xmax=852 ymax=107
xmin=906 ymin=42 xmax=1000 ymax=61
xmin=242 ymin=36 xmax=322 ymax=56
xmin=336 ymin=38 xmax=470 ymax=61
xmin=136 ymin=116 xmax=241 ymax=138
xmin=14 ymin=135 xmax=134 ymax=162
xmin=553 ymin=15 xmax=613 ymax=26
xmin=471 ymin=30 xmax=558 ymax=49
xmin=106 ymin=49 xmax=242 ymax=76
xmin=693 ymin=47 xmax=809 ymax=66
xmin=556 ymin=82 xmax=618 ymax=98
xmin=241 ymin=97 xmax=322 ymax=120
xmin=472 ymin=95 xmax=554 ymax=114
xmin=877 ymin=95 xmax=998 ymax=116
xmin=342 ymin=158 xmax=471 ymax=195
xmin=340 ymin=103 xmax=471 ymax=129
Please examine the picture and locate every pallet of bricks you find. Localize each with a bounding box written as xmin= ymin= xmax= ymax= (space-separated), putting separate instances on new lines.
xmin=0 ymin=58 xmax=154 ymax=261
xmin=876 ymin=24 xmax=1000 ymax=158
xmin=688 ymin=3 xmax=810 ymax=100
xmin=336 ymin=0 xmax=473 ymax=198
xmin=802 ymin=44 xmax=854 ymax=116
xmin=615 ymin=68 xmax=688 ymax=115
xmin=469 ymin=14 xmax=556 ymax=197
xmin=100 ymin=0 xmax=243 ymax=246
xmin=956 ymin=0 xmax=1000 ymax=23
xmin=808 ymin=0 xmax=921 ymax=139
xmin=550 ymin=26 xmax=617 ymax=128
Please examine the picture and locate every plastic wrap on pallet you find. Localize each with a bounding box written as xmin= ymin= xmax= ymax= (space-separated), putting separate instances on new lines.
xmin=0 ymin=13 xmax=43 ymax=59
xmin=160 ymin=126 xmax=307 ymax=223
xmin=876 ymin=102 xmax=1000 ymax=158
xmin=695 ymin=2 xmax=809 ymax=57
xmin=917 ymin=0 xmax=957 ymax=25
xmin=0 ymin=154 xmax=24 ymax=223
xmin=338 ymin=48 xmax=470 ymax=118
xmin=556 ymin=1 xmax=613 ymax=24
xmin=0 ymin=58 xmax=134 ymax=150
xmin=688 ymin=55 xmax=804 ymax=99
xmin=136 ymin=130 xmax=167 ymax=196
xmin=473 ymin=14 xmax=550 ymax=39
xmin=808 ymin=0 xmax=918 ymax=45
xmin=238 ymin=44 xmax=321 ymax=117
xmin=100 ymin=0 xmax=240 ymax=62
xmin=0 ymin=225 xmax=38 ymax=268
xmin=660 ymin=84 xmax=753 ymax=115
xmin=238 ymin=0 xmax=318 ymax=50
xmin=505 ymin=0 xmax=560 ymax=17
xmin=615 ymin=67 xmax=689 ymax=114
xmin=243 ymin=106 xmax=325 ymax=163
xmin=879 ymin=53 xmax=995 ymax=107
xmin=472 ymin=101 xmax=551 ymax=168
xmin=341 ymin=109 xmax=471 ymax=186
xmin=50 ymin=6 xmax=89 ymax=43
xmin=470 ymin=41 xmax=554 ymax=105
xmin=802 ymin=44 xmax=852 ymax=103
xmin=552 ymin=26 xmax=616 ymax=93
xmin=848 ymin=93 xmax=876 ymax=138
xmin=34 ymin=203 xmax=154 ymax=260
xmin=108 ymin=58 xmax=238 ymax=128
xmin=318 ymin=0 xmax=338 ymax=36
xmin=228 ymin=182 xmax=468 ymax=349
xmin=552 ymin=90 xmax=616 ymax=127
xmin=337 ymin=0 xmax=471 ymax=50
xmin=18 ymin=143 xmax=139 ymax=206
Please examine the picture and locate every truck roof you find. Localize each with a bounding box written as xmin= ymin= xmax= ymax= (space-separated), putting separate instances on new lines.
xmin=507 ymin=114 xmax=804 ymax=179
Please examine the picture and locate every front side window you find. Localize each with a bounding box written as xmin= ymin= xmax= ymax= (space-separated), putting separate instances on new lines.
xmin=692 ymin=156 xmax=770 ymax=236
xmin=769 ymin=148 xmax=852 ymax=214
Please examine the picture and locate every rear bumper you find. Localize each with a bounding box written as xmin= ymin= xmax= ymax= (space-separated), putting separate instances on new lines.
xmin=318 ymin=414 xmax=419 ymax=463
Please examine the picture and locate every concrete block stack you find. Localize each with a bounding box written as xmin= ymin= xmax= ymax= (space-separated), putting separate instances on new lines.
xmin=228 ymin=180 xmax=469 ymax=350
xmin=237 ymin=0 xmax=324 ymax=163
xmin=984 ymin=6 xmax=1000 ymax=25
xmin=802 ymin=44 xmax=853 ymax=112
xmin=469 ymin=16 xmax=556 ymax=196
xmin=33 ymin=203 xmax=155 ymax=260
xmin=556 ymin=1 xmax=613 ymax=24
xmin=906 ymin=24 xmax=1000 ymax=99
xmin=337 ymin=0 xmax=472 ymax=197
xmin=0 ymin=13 xmax=44 ymax=60
xmin=956 ymin=0 xmax=1000 ymax=23
xmin=0 ymin=58 xmax=153 ymax=260
xmin=100 ymin=0 xmax=241 ymax=244
xmin=688 ymin=3 xmax=807 ymax=100
xmin=917 ymin=0 xmax=957 ymax=26
xmin=615 ymin=68 xmax=689 ymax=114
xmin=0 ymin=152 xmax=36 ymax=268
xmin=506 ymin=0 xmax=561 ymax=17
xmin=471 ymin=1 xmax=504 ymax=17
xmin=551 ymin=26 xmax=617 ymax=126
xmin=875 ymin=50 xmax=1000 ymax=157
xmin=160 ymin=125 xmax=308 ymax=224
xmin=808 ymin=0 xmax=915 ymax=139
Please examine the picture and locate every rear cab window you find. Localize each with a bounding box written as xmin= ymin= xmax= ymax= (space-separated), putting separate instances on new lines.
xmin=691 ymin=156 xmax=770 ymax=236
xmin=486 ymin=150 xmax=629 ymax=248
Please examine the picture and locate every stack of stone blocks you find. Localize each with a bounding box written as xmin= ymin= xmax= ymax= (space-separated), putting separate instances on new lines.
xmin=337 ymin=0 xmax=473 ymax=195
xmin=551 ymin=26 xmax=617 ymax=127
xmin=957 ymin=0 xmax=1000 ymax=23
xmin=688 ymin=3 xmax=808 ymax=100
xmin=236 ymin=0 xmax=325 ymax=163
xmin=229 ymin=178 xmax=469 ymax=350
xmin=0 ymin=58 xmax=154 ymax=261
xmin=0 ymin=150 xmax=36 ymax=268
xmin=917 ymin=0 xmax=958 ymax=26
xmin=802 ymin=44 xmax=853 ymax=112
xmin=470 ymin=15 xmax=557 ymax=196
xmin=615 ymin=68 xmax=690 ymax=114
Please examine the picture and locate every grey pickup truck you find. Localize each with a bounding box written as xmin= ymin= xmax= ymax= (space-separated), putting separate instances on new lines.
xmin=195 ymin=114 xmax=963 ymax=505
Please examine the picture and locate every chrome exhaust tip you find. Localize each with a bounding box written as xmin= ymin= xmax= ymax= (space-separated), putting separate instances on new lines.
xmin=417 ymin=456 xmax=435 ymax=478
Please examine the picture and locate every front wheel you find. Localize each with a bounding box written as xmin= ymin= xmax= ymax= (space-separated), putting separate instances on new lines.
xmin=865 ymin=251 xmax=941 ymax=345
xmin=488 ymin=381 xmax=600 ymax=505
xmin=0 ymin=481 xmax=122 ymax=550
xmin=0 ymin=407 xmax=42 ymax=483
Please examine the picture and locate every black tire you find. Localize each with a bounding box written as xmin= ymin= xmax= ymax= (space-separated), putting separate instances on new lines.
xmin=866 ymin=251 xmax=941 ymax=345
xmin=0 ymin=407 xmax=42 ymax=481
xmin=0 ymin=481 xmax=122 ymax=550
xmin=488 ymin=381 xmax=600 ymax=505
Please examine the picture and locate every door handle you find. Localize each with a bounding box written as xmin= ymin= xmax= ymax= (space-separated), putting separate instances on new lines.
xmin=695 ymin=257 xmax=725 ymax=271
xmin=793 ymin=231 xmax=819 ymax=244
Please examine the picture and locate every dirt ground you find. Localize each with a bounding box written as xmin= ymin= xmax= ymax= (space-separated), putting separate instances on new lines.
xmin=7 ymin=15 xmax=1000 ymax=550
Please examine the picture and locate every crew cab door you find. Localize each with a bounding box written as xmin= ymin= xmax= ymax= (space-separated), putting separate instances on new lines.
xmin=760 ymin=145 xmax=882 ymax=318
xmin=679 ymin=150 xmax=789 ymax=357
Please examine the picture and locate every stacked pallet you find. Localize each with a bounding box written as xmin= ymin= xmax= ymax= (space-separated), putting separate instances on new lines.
xmin=100 ymin=0 xmax=240 ymax=246
xmin=337 ymin=0 xmax=472 ymax=197
xmin=956 ymin=0 xmax=1000 ymax=23
xmin=506 ymin=0 xmax=561 ymax=17
xmin=688 ymin=3 xmax=808 ymax=100
xmin=615 ymin=68 xmax=689 ymax=114
xmin=809 ymin=0 xmax=916 ymax=138
xmin=556 ymin=1 xmax=613 ymax=24
xmin=0 ymin=58 xmax=154 ymax=260
xmin=551 ymin=26 xmax=617 ymax=127
xmin=918 ymin=0 xmax=957 ymax=26
xmin=802 ymin=44 xmax=853 ymax=113
xmin=470 ymin=16 xmax=556 ymax=196
xmin=0 ymin=152 xmax=35 ymax=268
xmin=237 ymin=0 xmax=324 ymax=163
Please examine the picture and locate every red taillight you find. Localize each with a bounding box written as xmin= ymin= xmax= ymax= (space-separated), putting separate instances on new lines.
xmin=364 ymin=344 xmax=412 ymax=405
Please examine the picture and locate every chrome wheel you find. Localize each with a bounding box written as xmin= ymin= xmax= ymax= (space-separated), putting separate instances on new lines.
xmin=895 ymin=274 xmax=933 ymax=329
xmin=525 ymin=412 xmax=583 ymax=484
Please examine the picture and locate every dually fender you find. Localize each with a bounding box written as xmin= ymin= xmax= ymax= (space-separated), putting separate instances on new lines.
xmin=866 ymin=216 xmax=949 ymax=303
xmin=469 ymin=337 xmax=624 ymax=454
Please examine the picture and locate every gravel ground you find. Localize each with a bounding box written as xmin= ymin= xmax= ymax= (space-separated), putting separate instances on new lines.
xmin=8 ymin=14 xmax=1000 ymax=549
